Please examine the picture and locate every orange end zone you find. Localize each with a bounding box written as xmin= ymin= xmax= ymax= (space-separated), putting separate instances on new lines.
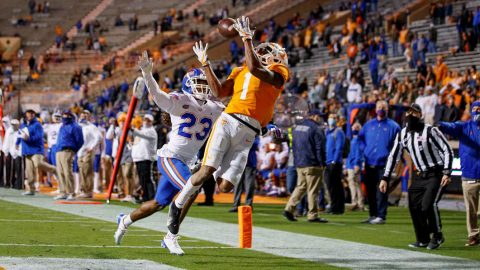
xmin=55 ymin=201 xmax=104 ymax=205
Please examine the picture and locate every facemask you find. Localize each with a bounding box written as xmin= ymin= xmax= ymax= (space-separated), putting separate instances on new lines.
xmin=328 ymin=119 xmax=336 ymax=127
xmin=473 ymin=114 xmax=480 ymax=123
xmin=62 ymin=117 xmax=73 ymax=124
xmin=406 ymin=115 xmax=422 ymax=131
xmin=376 ymin=109 xmax=386 ymax=118
xmin=352 ymin=130 xmax=359 ymax=135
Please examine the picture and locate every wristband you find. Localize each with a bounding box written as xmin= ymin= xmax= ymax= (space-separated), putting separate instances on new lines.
xmin=202 ymin=60 xmax=210 ymax=67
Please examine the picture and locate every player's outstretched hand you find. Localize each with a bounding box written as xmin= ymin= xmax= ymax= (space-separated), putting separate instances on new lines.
xmin=193 ymin=41 xmax=209 ymax=66
xmin=138 ymin=51 xmax=153 ymax=74
xmin=233 ymin=16 xmax=254 ymax=42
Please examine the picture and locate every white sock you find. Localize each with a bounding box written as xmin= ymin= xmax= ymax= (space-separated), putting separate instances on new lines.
xmin=123 ymin=214 xmax=133 ymax=227
xmin=175 ymin=181 xmax=200 ymax=208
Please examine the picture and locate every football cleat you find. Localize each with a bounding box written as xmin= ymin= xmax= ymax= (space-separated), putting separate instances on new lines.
xmin=114 ymin=213 xmax=127 ymax=245
xmin=162 ymin=234 xmax=185 ymax=256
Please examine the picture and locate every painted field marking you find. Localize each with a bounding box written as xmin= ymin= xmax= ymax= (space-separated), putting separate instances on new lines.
xmin=0 ymin=256 xmax=181 ymax=270
xmin=0 ymin=219 xmax=105 ymax=223
xmin=1 ymin=189 xmax=480 ymax=270
xmin=0 ymin=243 xmax=236 ymax=249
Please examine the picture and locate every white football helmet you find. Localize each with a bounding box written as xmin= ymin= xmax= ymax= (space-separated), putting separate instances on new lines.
xmin=255 ymin=42 xmax=288 ymax=67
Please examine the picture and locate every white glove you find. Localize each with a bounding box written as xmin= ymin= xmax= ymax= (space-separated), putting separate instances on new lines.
xmin=192 ymin=41 xmax=209 ymax=66
xmin=138 ymin=51 xmax=153 ymax=75
xmin=233 ymin=16 xmax=254 ymax=42
xmin=133 ymin=76 xmax=145 ymax=99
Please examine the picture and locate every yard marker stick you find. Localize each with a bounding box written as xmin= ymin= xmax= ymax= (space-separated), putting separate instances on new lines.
xmin=238 ymin=205 xmax=252 ymax=248
xmin=106 ymin=77 xmax=144 ymax=203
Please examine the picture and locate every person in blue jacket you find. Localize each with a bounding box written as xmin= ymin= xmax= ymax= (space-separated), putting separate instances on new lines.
xmin=284 ymin=110 xmax=328 ymax=223
xmin=358 ymin=100 xmax=400 ymax=224
xmin=346 ymin=122 xmax=364 ymax=211
xmin=324 ymin=114 xmax=346 ymax=214
xmin=17 ymin=109 xmax=57 ymax=196
xmin=439 ymin=100 xmax=480 ymax=246
xmin=54 ymin=110 xmax=84 ymax=200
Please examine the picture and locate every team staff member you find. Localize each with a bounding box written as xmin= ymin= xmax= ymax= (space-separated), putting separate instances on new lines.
xmin=382 ymin=104 xmax=453 ymax=250
xmin=324 ymin=114 xmax=346 ymax=214
xmin=358 ymin=100 xmax=400 ymax=224
xmin=346 ymin=123 xmax=364 ymax=211
xmin=16 ymin=109 xmax=57 ymax=195
xmin=284 ymin=110 xmax=328 ymax=223
xmin=55 ymin=110 xmax=84 ymax=200
xmin=132 ymin=114 xmax=158 ymax=202
xmin=439 ymin=100 xmax=480 ymax=246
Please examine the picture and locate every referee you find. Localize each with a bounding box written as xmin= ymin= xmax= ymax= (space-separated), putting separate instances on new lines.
xmin=380 ymin=104 xmax=453 ymax=250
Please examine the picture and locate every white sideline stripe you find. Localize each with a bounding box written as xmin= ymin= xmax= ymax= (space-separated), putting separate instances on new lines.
xmin=0 ymin=256 xmax=180 ymax=270
xmin=1 ymin=189 xmax=480 ymax=269
xmin=0 ymin=243 xmax=234 ymax=249
xmin=0 ymin=219 xmax=104 ymax=223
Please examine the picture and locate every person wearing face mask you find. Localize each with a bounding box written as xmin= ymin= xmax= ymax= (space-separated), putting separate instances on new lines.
xmin=284 ymin=110 xmax=328 ymax=223
xmin=358 ymin=100 xmax=400 ymax=224
xmin=346 ymin=122 xmax=364 ymax=211
xmin=382 ymin=104 xmax=453 ymax=250
xmin=131 ymin=114 xmax=158 ymax=202
xmin=55 ymin=110 xmax=84 ymax=200
xmin=324 ymin=114 xmax=346 ymax=214
xmin=16 ymin=109 xmax=57 ymax=196
xmin=439 ymin=100 xmax=480 ymax=246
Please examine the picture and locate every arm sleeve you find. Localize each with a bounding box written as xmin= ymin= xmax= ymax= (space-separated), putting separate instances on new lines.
xmin=132 ymin=129 xmax=157 ymax=140
xmin=75 ymin=127 xmax=84 ymax=152
xmin=383 ymin=132 xmax=403 ymax=180
xmin=106 ymin=125 xmax=115 ymax=140
xmin=227 ymin=67 xmax=243 ymax=81
xmin=268 ymin=64 xmax=290 ymax=85
xmin=354 ymin=141 xmax=362 ymax=167
xmin=357 ymin=125 xmax=366 ymax=155
xmin=438 ymin=121 xmax=462 ymax=138
xmin=333 ymin=130 xmax=345 ymax=162
xmin=314 ymin=128 xmax=326 ymax=166
xmin=143 ymin=71 xmax=175 ymax=113
xmin=27 ymin=125 xmax=43 ymax=144
xmin=431 ymin=127 xmax=454 ymax=172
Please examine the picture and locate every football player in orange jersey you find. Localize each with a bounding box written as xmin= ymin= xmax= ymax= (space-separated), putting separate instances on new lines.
xmin=166 ymin=16 xmax=289 ymax=241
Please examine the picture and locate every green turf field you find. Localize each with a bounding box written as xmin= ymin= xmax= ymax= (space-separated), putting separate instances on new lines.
xmin=0 ymin=199 xmax=339 ymax=270
xmin=110 ymin=200 xmax=480 ymax=261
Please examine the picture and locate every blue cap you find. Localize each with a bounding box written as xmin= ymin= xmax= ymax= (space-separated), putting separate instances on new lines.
xmin=309 ymin=109 xmax=323 ymax=117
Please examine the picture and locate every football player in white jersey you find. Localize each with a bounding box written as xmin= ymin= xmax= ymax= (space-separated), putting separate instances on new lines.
xmin=114 ymin=51 xmax=224 ymax=255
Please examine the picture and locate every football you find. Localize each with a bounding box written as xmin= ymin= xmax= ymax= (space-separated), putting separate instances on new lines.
xmin=217 ymin=18 xmax=237 ymax=38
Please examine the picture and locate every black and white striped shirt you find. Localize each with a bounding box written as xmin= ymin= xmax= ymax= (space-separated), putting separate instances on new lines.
xmin=384 ymin=125 xmax=454 ymax=178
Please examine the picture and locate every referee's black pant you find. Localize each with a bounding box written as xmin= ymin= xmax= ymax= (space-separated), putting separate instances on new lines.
xmin=408 ymin=168 xmax=446 ymax=243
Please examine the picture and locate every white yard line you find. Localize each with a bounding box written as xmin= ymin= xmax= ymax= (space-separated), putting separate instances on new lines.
xmin=0 ymin=218 xmax=104 ymax=223
xmin=1 ymin=189 xmax=479 ymax=269
xmin=0 ymin=256 xmax=180 ymax=270
xmin=0 ymin=243 xmax=234 ymax=249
